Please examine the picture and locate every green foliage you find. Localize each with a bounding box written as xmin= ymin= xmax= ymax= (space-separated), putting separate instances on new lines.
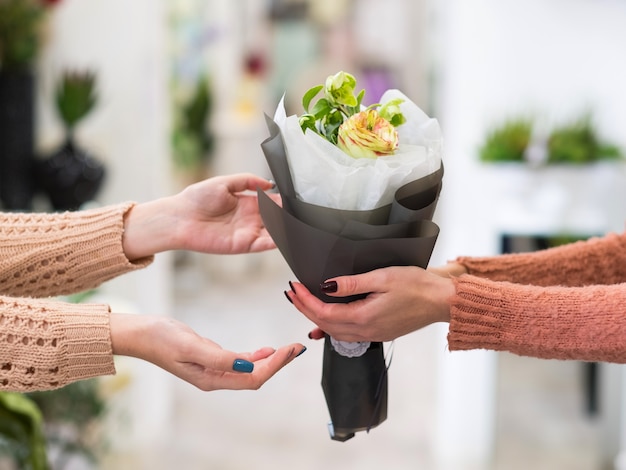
xmin=0 ymin=392 xmax=50 ymax=470
xmin=172 ymin=75 xmax=214 ymax=170
xmin=28 ymin=379 xmax=108 ymax=467
xmin=479 ymin=114 xmax=623 ymax=164
xmin=299 ymin=71 xmax=405 ymax=146
xmin=55 ymin=70 xmax=98 ymax=131
xmin=547 ymin=116 xmax=622 ymax=164
xmin=479 ymin=118 xmax=532 ymax=163
xmin=0 ymin=0 xmax=45 ymax=69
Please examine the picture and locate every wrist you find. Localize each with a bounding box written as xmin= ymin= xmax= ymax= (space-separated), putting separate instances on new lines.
xmin=122 ymin=197 xmax=178 ymax=260
xmin=110 ymin=313 xmax=156 ymax=358
xmin=433 ymin=276 xmax=455 ymax=323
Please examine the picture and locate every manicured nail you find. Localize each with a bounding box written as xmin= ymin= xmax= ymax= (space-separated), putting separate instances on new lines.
xmin=320 ymin=280 xmax=337 ymax=293
xmin=288 ymin=280 xmax=295 ymax=293
xmin=307 ymin=331 xmax=313 ymax=339
xmin=296 ymin=346 xmax=307 ymax=358
xmin=268 ymin=179 xmax=276 ymax=189
xmin=232 ymin=359 xmax=254 ymax=373
xmin=284 ymin=290 xmax=293 ymax=304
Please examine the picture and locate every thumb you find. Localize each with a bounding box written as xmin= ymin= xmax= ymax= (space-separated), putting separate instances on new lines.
xmin=320 ymin=271 xmax=379 ymax=297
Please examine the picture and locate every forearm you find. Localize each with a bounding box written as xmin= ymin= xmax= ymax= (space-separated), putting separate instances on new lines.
xmin=456 ymin=231 xmax=626 ymax=287
xmin=448 ymin=276 xmax=626 ymax=363
xmin=0 ymin=296 xmax=115 ymax=392
xmin=0 ymin=203 xmax=152 ymax=298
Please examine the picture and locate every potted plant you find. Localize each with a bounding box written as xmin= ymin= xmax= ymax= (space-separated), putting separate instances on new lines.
xmin=478 ymin=112 xmax=625 ymax=235
xmin=34 ymin=69 xmax=106 ymax=211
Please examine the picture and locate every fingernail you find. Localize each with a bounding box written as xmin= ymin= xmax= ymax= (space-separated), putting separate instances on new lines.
xmin=268 ymin=179 xmax=276 ymax=189
xmin=295 ymin=346 xmax=307 ymax=358
xmin=284 ymin=290 xmax=293 ymax=304
xmin=288 ymin=280 xmax=295 ymax=293
xmin=320 ymin=280 xmax=337 ymax=293
xmin=307 ymin=331 xmax=313 ymax=339
xmin=232 ymin=359 xmax=254 ymax=373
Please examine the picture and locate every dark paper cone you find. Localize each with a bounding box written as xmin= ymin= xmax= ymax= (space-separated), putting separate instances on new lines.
xmin=259 ymin=115 xmax=443 ymax=441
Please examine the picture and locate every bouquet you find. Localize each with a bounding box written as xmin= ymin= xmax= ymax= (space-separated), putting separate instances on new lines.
xmin=258 ymin=71 xmax=443 ymax=441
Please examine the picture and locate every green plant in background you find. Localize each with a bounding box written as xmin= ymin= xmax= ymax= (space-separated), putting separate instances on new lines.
xmin=0 ymin=0 xmax=44 ymax=70
xmin=0 ymin=391 xmax=49 ymax=470
xmin=0 ymin=0 xmax=60 ymax=71
xmin=479 ymin=118 xmax=533 ymax=163
xmin=479 ymin=114 xmax=623 ymax=164
xmin=547 ymin=115 xmax=622 ymax=164
xmin=172 ymin=74 xmax=215 ymax=172
xmin=27 ymin=379 xmax=108 ymax=469
xmin=55 ymin=69 xmax=97 ymax=134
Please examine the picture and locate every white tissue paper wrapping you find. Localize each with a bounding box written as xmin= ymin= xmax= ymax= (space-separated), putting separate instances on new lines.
xmin=274 ymin=89 xmax=443 ymax=211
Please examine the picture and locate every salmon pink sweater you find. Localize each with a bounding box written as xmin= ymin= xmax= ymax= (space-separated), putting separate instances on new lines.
xmin=449 ymin=230 xmax=626 ymax=362
xmin=0 ymin=203 xmax=152 ymax=391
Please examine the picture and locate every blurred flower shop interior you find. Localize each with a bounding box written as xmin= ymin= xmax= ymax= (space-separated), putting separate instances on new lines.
xmin=1 ymin=0 xmax=626 ymax=469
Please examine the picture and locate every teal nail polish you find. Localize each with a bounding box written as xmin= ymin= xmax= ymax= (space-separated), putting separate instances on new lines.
xmin=233 ymin=359 xmax=254 ymax=373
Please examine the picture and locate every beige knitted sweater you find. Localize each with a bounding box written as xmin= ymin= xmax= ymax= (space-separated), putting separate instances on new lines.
xmin=449 ymin=230 xmax=626 ymax=362
xmin=0 ymin=203 xmax=152 ymax=391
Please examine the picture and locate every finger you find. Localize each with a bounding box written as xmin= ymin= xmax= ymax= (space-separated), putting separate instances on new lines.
xmin=320 ymin=270 xmax=384 ymax=297
xmin=288 ymin=283 xmax=360 ymax=335
xmin=217 ymin=342 xmax=306 ymax=390
xmin=249 ymin=346 xmax=277 ymax=361
xmin=308 ymin=327 xmax=325 ymax=340
xmin=223 ymin=173 xmax=274 ymax=193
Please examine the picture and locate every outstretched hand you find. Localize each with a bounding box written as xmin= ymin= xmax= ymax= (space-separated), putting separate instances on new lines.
xmin=110 ymin=313 xmax=305 ymax=391
xmin=123 ymin=173 xmax=280 ymax=260
xmin=285 ymin=266 xmax=455 ymax=343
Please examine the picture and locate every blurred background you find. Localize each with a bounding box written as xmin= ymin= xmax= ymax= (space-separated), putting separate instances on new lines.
xmin=1 ymin=0 xmax=626 ymax=469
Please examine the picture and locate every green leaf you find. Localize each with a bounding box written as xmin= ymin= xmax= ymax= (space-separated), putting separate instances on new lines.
xmin=299 ymin=114 xmax=317 ymax=133
xmin=355 ymin=89 xmax=365 ymax=109
xmin=389 ymin=114 xmax=406 ymax=127
xmin=302 ymin=85 xmax=323 ymax=113
xmin=311 ymin=98 xmax=331 ymax=120
xmin=55 ymin=70 xmax=98 ymax=130
xmin=0 ymin=392 xmax=49 ymax=470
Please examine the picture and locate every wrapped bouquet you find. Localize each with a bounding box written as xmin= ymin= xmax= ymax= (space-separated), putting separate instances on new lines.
xmin=258 ymin=71 xmax=443 ymax=441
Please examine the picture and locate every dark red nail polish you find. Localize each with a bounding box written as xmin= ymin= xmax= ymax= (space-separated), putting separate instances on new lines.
xmin=288 ymin=280 xmax=295 ymax=293
xmin=307 ymin=331 xmax=313 ymax=339
xmin=320 ymin=280 xmax=338 ymax=293
xmin=284 ymin=291 xmax=293 ymax=304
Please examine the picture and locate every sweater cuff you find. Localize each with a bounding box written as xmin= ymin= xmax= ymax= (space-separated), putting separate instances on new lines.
xmin=58 ymin=302 xmax=116 ymax=387
xmin=448 ymin=275 xmax=508 ymax=352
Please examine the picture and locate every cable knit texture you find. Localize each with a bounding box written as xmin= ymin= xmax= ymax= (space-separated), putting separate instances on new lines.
xmin=449 ymin=229 xmax=626 ymax=362
xmin=0 ymin=203 xmax=153 ymax=391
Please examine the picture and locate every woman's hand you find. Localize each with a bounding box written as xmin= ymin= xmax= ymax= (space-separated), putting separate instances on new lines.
xmin=123 ymin=173 xmax=280 ymax=260
xmin=110 ymin=313 xmax=305 ymax=391
xmin=286 ymin=266 xmax=455 ymax=343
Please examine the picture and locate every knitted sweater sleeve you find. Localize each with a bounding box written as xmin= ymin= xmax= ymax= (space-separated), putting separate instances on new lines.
xmin=0 ymin=203 xmax=154 ymax=391
xmin=448 ymin=277 xmax=626 ymax=363
xmin=0 ymin=202 xmax=153 ymax=298
xmin=455 ymin=230 xmax=626 ymax=287
xmin=448 ymin=229 xmax=626 ymax=362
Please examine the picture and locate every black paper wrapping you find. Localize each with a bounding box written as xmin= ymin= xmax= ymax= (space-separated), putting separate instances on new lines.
xmin=258 ymin=116 xmax=443 ymax=441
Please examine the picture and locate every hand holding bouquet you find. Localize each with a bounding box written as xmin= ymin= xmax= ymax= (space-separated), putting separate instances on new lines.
xmin=258 ymin=71 xmax=443 ymax=441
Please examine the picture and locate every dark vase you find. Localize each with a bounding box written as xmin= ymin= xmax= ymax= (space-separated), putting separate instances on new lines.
xmin=0 ymin=69 xmax=36 ymax=211
xmin=34 ymin=137 xmax=106 ymax=211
